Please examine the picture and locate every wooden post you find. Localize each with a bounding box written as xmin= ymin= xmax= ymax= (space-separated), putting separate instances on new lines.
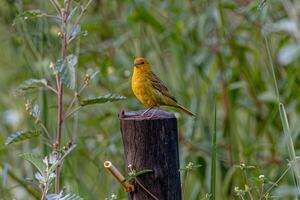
xmin=119 ymin=109 xmax=182 ymax=200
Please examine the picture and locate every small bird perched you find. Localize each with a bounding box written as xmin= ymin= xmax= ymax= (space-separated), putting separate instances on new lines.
xmin=131 ymin=57 xmax=195 ymax=117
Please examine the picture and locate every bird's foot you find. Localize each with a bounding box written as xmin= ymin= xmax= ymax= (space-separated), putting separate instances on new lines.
xmin=142 ymin=107 xmax=159 ymax=119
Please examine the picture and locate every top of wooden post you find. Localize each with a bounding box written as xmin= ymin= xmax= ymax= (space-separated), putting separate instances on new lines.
xmin=119 ymin=109 xmax=175 ymax=120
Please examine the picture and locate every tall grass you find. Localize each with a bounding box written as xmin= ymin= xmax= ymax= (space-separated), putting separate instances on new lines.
xmin=265 ymin=29 xmax=300 ymax=198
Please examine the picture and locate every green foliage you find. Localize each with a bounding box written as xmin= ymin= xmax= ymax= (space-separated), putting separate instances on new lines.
xmin=79 ymin=94 xmax=127 ymax=106
xmin=5 ymin=130 xmax=41 ymax=145
xmin=56 ymin=55 xmax=77 ymax=90
xmin=16 ymin=79 xmax=47 ymax=93
xmin=20 ymin=153 xmax=46 ymax=174
xmin=57 ymin=193 xmax=83 ymax=200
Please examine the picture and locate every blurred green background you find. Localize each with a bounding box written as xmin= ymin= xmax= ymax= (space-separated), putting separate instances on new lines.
xmin=1 ymin=0 xmax=300 ymax=199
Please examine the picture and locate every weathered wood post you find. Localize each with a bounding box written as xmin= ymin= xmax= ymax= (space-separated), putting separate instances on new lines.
xmin=119 ymin=109 xmax=182 ymax=200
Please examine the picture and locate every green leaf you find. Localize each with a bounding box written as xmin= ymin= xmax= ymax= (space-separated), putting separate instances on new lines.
xmin=16 ymin=79 xmax=47 ymax=92
xmin=123 ymin=169 xmax=153 ymax=183
xmin=5 ymin=130 xmax=41 ymax=145
xmin=61 ymin=193 xmax=83 ymax=200
xmin=79 ymin=94 xmax=127 ymax=106
xmin=13 ymin=10 xmax=46 ymax=25
xmin=56 ymin=55 xmax=77 ymax=89
xmin=20 ymin=153 xmax=46 ymax=174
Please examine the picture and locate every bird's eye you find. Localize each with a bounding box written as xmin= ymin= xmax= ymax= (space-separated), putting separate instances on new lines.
xmin=134 ymin=61 xmax=145 ymax=67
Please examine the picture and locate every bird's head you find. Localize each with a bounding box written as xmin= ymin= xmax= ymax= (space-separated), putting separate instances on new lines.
xmin=134 ymin=57 xmax=150 ymax=71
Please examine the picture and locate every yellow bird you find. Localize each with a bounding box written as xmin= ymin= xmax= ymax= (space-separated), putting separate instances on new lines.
xmin=131 ymin=57 xmax=195 ymax=117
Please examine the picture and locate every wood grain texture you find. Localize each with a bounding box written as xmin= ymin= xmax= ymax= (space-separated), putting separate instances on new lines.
xmin=119 ymin=109 xmax=182 ymax=200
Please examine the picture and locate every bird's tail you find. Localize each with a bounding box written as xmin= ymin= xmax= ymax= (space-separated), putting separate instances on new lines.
xmin=173 ymin=103 xmax=195 ymax=117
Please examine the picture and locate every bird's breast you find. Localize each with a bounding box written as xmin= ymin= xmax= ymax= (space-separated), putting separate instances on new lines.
xmin=132 ymin=69 xmax=159 ymax=107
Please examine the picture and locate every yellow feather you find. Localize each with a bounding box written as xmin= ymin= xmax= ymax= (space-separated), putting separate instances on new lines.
xmin=131 ymin=57 xmax=195 ymax=117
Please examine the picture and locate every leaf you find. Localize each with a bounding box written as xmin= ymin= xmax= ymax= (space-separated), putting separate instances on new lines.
xmin=5 ymin=130 xmax=41 ymax=145
xmin=79 ymin=94 xmax=127 ymax=106
xmin=60 ymin=193 xmax=83 ymax=200
xmin=20 ymin=153 xmax=47 ymax=174
xmin=56 ymin=55 xmax=78 ymax=89
xmin=123 ymin=169 xmax=153 ymax=183
xmin=13 ymin=10 xmax=46 ymax=25
xmin=46 ymin=193 xmax=62 ymax=200
xmin=46 ymin=193 xmax=83 ymax=200
xmin=16 ymin=79 xmax=47 ymax=92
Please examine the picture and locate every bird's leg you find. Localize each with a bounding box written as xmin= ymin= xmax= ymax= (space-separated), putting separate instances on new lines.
xmin=141 ymin=107 xmax=153 ymax=116
xmin=149 ymin=107 xmax=159 ymax=118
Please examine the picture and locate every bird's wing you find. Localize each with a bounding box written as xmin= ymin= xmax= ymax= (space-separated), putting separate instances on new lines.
xmin=150 ymin=72 xmax=177 ymax=103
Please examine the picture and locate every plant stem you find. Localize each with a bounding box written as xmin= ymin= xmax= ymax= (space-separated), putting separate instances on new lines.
xmin=259 ymin=165 xmax=291 ymax=200
xmin=55 ymin=0 xmax=71 ymax=193
xmin=210 ymin=103 xmax=217 ymax=200
xmin=55 ymin=79 xmax=63 ymax=193
xmin=64 ymin=106 xmax=82 ymax=120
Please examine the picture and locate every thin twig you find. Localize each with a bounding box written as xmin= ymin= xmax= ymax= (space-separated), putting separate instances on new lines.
xmin=67 ymin=0 xmax=93 ymax=44
xmin=134 ymin=178 xmax=159 ymax=200
xmin=49 ymin=0 xmax=62 ymax=16
xmin=65 ymin=93 xmax=78 ymax=116
xmin=44 ymin=14 xmax=62 ymax=21
xmin=64 ymin=106 xmax=82 ymax=120
xmin=46 ymin=85 xmax=58 ymax=94
xmin=64 ymin=81 xmax=88 ymax=117
xmin=39 ymin=122 xmax=51 ymax=140
xmin=259 ymin=165 xmax=291 ymax=200
xmin=263 ymin=35 xmax=280 ymax=102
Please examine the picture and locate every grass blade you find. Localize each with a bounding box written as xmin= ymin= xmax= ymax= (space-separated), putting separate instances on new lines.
xmin=279 ymin=103 xmax=300 ymax=198
xmin=279 ymin=103 xmax=296 ymax=159
xmin=210 ymin=102 xmax=217 ymax=200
